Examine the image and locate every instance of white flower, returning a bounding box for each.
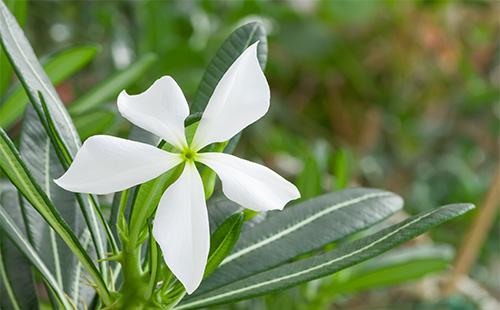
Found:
[54,42,300,294]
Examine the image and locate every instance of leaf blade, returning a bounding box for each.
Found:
[197,188,403,294]
[178,204,473,308]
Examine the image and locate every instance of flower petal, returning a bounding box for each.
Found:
[117,76,189,149]
[197,153,300,211]
[191,42,270,151]
[152,162,209,294]
[54,135,182,194]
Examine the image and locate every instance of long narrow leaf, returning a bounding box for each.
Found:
[0,1,113,277]
[197,188,402,294]
[178,204,473,308]
[191,22,267,113]
[0,203,72,308]
[0,45,99,128]
[20,106,95,306]
[0,127,111,304]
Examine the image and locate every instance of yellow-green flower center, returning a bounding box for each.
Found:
[181,148,197,162]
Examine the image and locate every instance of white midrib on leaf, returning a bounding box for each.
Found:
[176,206,442,309]
[0,6,80,150]
[220,192,392,265]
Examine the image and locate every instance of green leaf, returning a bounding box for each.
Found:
[0,185,38,310]
[0,196,72,308]
[0,2,113,278]
[188,22,268,196]
[205,213,244,277]
[68,53,158,115]
[0,127,112,305]
[331,244,453,294]
[0,0,26,97]
[0,1,82,156]
[0,45,99,128]
[191,22,268,113]
[197,188,403,294]
[73,109,115,140]
[19,106,95,306]
[178,203,474,308]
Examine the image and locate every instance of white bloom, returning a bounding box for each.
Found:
[54,42,300,294]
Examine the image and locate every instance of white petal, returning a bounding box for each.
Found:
[117,76,189,149]
[197,153,300,211]
[54,135,182,194]
[152,162,209,294]
[191,42,270,151]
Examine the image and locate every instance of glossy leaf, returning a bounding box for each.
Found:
[178,204,473,308]
[205,213,244,277]
[197,188,403,294]
[69,53,158,115]
[0,45,99,128]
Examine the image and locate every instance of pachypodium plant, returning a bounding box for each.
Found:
[0,1,473,309]
[54,42,301,295]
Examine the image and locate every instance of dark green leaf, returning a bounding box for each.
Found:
[191,22,268,113]
[205,213,244,277]
[179,204,473,308]
[197,188,402,294]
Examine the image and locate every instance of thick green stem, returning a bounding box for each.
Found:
[118,241,148,309]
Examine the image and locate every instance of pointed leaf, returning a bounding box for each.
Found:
[191,22,267,113]
[178,204,474,308]
[205,213,244,277]
[197,188,403,294]
[0,127,111,304]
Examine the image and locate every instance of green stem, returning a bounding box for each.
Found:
[118,240,148,309]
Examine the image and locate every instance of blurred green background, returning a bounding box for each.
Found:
[2,0,499,309]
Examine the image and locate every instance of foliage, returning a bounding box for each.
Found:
[0,0,494,309]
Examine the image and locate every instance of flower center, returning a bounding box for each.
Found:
[182,148,197,162]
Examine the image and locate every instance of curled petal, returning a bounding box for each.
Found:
[197,152,300,211]
[54,135,182,194]
[152,162,209,294]
[118,76,189,149]
[191,42,270,151]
